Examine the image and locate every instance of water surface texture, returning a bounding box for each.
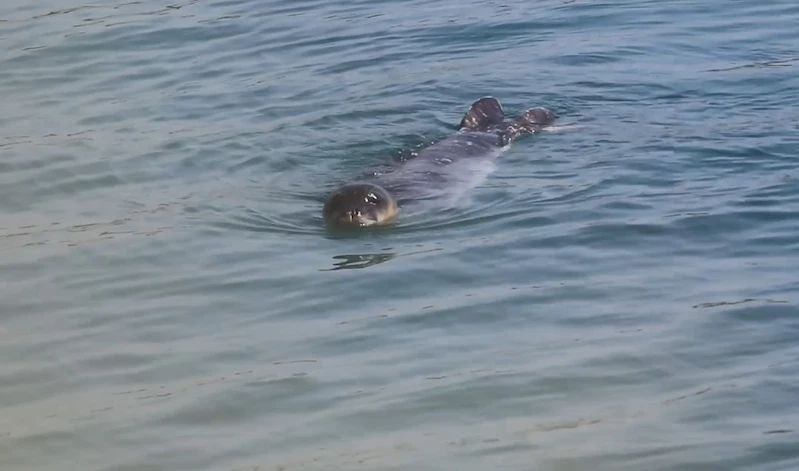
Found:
[2,0,799,470]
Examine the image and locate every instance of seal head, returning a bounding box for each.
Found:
[323,182,398,228]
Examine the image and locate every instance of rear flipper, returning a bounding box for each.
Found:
[459,97,506,131]
[514,107,556,128]
[497,106,556,145]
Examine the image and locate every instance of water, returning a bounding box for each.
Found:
[1,0,798,469]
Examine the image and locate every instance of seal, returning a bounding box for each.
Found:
[322,97,556,228]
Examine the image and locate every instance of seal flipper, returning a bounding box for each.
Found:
[497,106,557,146]
[459,97,505,131]
[513,107,556,128]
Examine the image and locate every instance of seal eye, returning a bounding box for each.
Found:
[365,192,380,205]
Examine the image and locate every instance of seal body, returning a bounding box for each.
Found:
[322,97,555,228]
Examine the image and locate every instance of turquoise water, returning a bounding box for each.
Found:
[2,0,799,469]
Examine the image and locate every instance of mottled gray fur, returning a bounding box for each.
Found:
[364,97,556,205]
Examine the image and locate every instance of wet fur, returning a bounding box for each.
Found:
[323,97,556,227]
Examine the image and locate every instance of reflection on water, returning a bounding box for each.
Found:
[322,247,443,271]
[325,252,397,271]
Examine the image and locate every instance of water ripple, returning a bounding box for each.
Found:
[2,0,799,470]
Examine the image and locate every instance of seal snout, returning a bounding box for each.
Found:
[344,209,364,223]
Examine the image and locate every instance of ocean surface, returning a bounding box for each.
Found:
[1,0,798,469]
